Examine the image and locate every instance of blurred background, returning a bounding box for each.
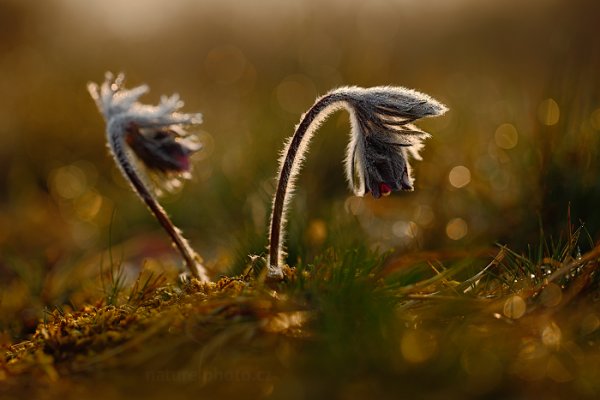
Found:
[0,0,599,337]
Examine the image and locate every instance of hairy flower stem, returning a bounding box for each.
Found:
[268,93,343,279]
[109,127,208,282]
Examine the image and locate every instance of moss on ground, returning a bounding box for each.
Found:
[2,243,600,399]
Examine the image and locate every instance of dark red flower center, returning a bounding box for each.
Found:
[175,153,191,171]
[379,183,392,196]
[125,124,194,174]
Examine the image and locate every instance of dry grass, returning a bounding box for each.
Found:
[2,230,600,399]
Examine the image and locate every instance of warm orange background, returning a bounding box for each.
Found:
[0,0,599,323]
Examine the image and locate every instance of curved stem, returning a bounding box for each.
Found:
[109,131,209,282]
[268,92,346,279]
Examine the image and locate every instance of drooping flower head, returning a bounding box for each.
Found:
[88,72,202,194]
[342,86,447,198]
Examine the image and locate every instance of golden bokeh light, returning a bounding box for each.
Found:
[448,165,471,188]
[580,313,600,335]
[538,98,560,126]
[392,220,418,239]
[539,283,562,308]
[503,295,526,319]
[400,330,438,364]
[413,204,434,226]
[73,190,103,222]
[446,218,468,240]
[306,219,327,246]
[541,322,562,349]
[494,123,519,149]
[49,165,88,200]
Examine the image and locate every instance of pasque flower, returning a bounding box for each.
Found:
[344,86,445,198]
[268,86,447,280]
[88,72,209,282]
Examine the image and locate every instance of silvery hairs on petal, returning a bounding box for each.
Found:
[87,72,209,282]
[88,72,203,194]
[268,85,447,280]
[88,72,203,129]
[343,86,447,198]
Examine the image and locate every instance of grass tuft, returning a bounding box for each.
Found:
[2,226,600,398]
